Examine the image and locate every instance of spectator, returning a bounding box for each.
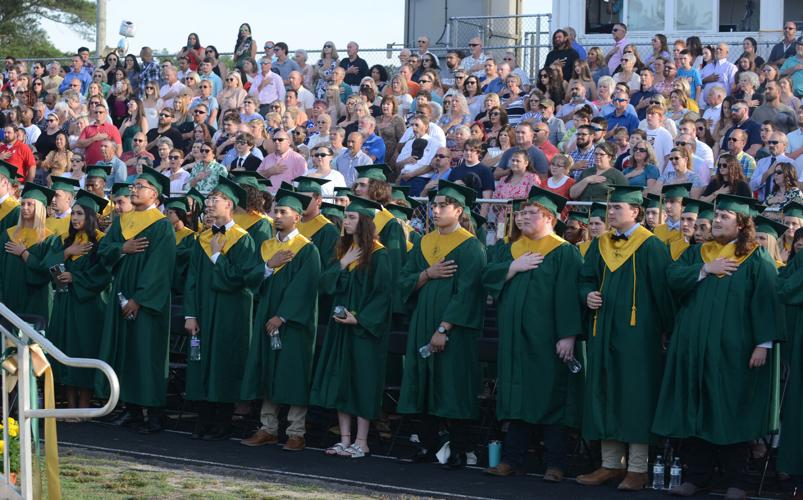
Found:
[492,148,540,208]
[569,141,628,201]
[605,89,639,135]
[257,129,307,192]
[653,146,703,197]
[613,53,640,93]
[544,153,575,200]
[604,23,630,74]
[145,107,184,157]
[632,69,659,120]
[752,81,798,133]
[699,152,753,202]
[725,128,758,179]
[397,115,439,194]
[190,81,219,126]
[58,54,92,95]
[204,46,228,80]
[75,102,122,165]
[315,41,340,100]
[177,33,204,72]
[333,131,372,186]
[42,61,63,96]
[563,26,586,61]
[764,161,802,212]
[441,50,464,88]
[461,37,489,77]
[306,144,347,198]
[503,52,531,91]
[494,122,549,180]
[643,104,674,169]
[543,29,579,83]
[533,121,559,162]
[159,67,186,110]
[198,57,223,96]
[788,106,803,168]
[722,99,763,156]
[96,139,128,184]
[358,116,385,163]
[539,99,565,147]
[232,24,256,69]
[121,132,155,176]
[670,134,712,186]
[769,21,799,66]
[219,73,248,120]
[339,41,369,92]
[449,138,494,200]
[557,80,597,123]
[676,50,702,101]
[187,140,227,194]
[289,71,315,112]
[780,38,803,98]
[750,132,796,201]
[645,34,671,70]
[137,47,161,98]
[272,42,301,86]
[622,140,660,189]
[331,67,354,104]
[702,85,726,134]
[701,43,738,100]
[250,57,286,116]
[294,49,315,92]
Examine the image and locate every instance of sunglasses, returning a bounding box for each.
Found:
[634,147,648,153]
[193,110,206,114]
[323,44,332,48]
[168,155,181,160]
[727,137,740,142]
[159,113,173,118]
[200,148,212,153]
[132,139,144,143]
[669,156,682,161]
[675,141,689,146]
[312,153,330,158]
[292,130,304,135]
[465,81,477,85]
[226,78,236,82]
[490,112,501,117]
[612,98,628,103]
[434,154,448,159]
[718,163,730,168]
[468,43,479,47]
[775,170,785,175]
[768,140,780,145]
[419,79,431,84]
[272,138,287,142]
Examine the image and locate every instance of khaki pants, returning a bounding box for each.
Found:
[601,440,649,473]
[259,400,307,437]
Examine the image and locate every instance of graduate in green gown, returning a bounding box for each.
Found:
[295,175,339,268]
[0,183,60,320]
[97,166,176,434]
[83,165,115,230]
[231,171,274,247]
[110,182,134,218]
[652,183,691,245]
[667,198,713,261]
[755,215,788,267]
[578,202,607,257]
[320,201,344,234]
[183,177,264,440]
[642,193,664,233]
[652,194,782,497]
[693,202,714,244]
[310,196,393,459]
[164,197,197,295]
[240,189,321,451]
[0,161,20,232]
[332,186,353,207]
[396,180,487,469]
[46,189,111,409]
[45,176,80,238]
[482,186,583,480]
[577,185,675,491]
[486,199,525,264]
[388,185,420,251]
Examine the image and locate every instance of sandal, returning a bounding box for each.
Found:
[325,443,348,456]
[345,444,369,458]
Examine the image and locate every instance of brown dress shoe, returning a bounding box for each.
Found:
[484,462,519,476]
[543,467,564,483]
[240,429,278,447]
[617,471,649,491]
[283,435,306,451]
[576,467,626,486]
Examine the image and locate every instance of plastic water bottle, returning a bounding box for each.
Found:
[418,344,432,358]
[117,292,134,320]
[270,333,282,350]
[189,335,201,361]
[669,457,682,489]
[652,455,665,490]
[565,356,582,373]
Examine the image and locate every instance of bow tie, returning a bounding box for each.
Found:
[212,225,227,235]
[611,233,628,242]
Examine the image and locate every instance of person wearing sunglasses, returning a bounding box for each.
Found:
[187,140,227,194]
[749,132,794,202]
[769,21,799,66]
[306,144,346,198]
[256,130,307,193]
[460,36,488,77]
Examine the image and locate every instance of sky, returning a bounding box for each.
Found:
[42,0,552,61]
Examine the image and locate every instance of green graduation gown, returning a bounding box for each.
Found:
[376,209,408,314]
[775,251,803,473]
[171,227,196,295]
[578,229,675,443]
[652,243,781,444]
[45,233,112,388]
[397,228,487,419]
[483,234,584,426]
[310,244,393,420]
[183,226,264,403]
[240,235,321,405]
[0,226,59,321]
[298,214,339,269]
[96,209,176,407]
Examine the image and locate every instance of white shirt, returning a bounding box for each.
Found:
[643,126,674,171]
[169,168,191,196]
[787,128,803,173]
[209,219,236,263]
[23,124,40,146]
[159,80,186,109]
[249,71,286,105]
[399,123,446,148]
[264,228,299,277]
[55,208,71,219]
[297,87,315,111]
[460,52,489,77]
[397,133,439,176]
[703,104,722,135]
[0,194,7,204]
[662,154,711,186]
[694,139,715,175]
[305,168,347,198]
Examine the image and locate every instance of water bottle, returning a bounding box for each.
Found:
[333,305,348,319]
[189,335,201,361]
[565,356,582,373]
[270,333,282,350]
[669,457,682,489]
[117,292,134,320]
[418,344,432,358]
[652,455,665,490]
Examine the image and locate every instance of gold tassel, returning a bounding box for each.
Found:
[630,253,637,326]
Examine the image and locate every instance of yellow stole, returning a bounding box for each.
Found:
[420,227,474,266]
[403,221,415,252]
[6,226,54,249]
[776,260,785,269]
[669,238,690,261]
[0,197,19,222]
[654,223,682,245]
[101,200,114,220]
[175,226,196,245]
[198,224,248,259]
[61,230,105,260]
[374,207,396,234]
[700,241,758,277]
[297,214,332,239]
[120,208,165,240]
[234,211,273,231]
[598,226,653,272]
[45,216,71,238]
[578,239,592,257]
[260,232,311,273]
[511,232,566,259]
[344,240,385,271]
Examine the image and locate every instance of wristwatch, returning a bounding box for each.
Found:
[436,325,448,335]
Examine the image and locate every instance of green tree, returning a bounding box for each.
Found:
[0,0,95,58]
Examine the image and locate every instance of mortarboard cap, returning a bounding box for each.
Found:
[274,188,310,213]
[21,182,55,206]
[526,185,568,217]
[74,189,109,214]
[137,166,170,196]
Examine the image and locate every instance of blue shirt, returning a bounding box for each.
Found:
[676,68,702,99]
[622,164,660,188]
[59,71,92,94]
[361,133,386,163]
[572,40,587,61]
[200,72,223,96]
[605,110,640,134]
[484,78,506,95]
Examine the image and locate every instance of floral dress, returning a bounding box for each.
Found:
[493,172,541,228]
[188,160,228,194]
[315,59,339,100]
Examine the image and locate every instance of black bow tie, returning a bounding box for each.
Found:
[611,233,628,242]
[212,225,226,235]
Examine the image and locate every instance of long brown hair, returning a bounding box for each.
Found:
[336,213,376,272]
[367,180,392,205]
[715,153,746,186]
[735,213,758,257]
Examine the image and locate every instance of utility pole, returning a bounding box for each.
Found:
[96,0,107,58]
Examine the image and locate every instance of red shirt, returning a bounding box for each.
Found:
[78,122,122,166]
[538,140,559,163]
[0,140,36,183]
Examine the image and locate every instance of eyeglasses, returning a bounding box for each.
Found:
[593,151,608,157]
[272,138,287,142]
[200,148,212,153]
[669,156,682,161]
[775,170,785,175]
[468,43,479,47]
[193,110,207,115]
[434,154,449,159]
[168,155,181,160]
[768,140,780,145]
[612,98,628,103]
[159,113,173,118]
[784,27,796,30]
[132,138,144,143]
[234,140,248,145]
[130,183,155,191]
[419,79,431,84]
[675,141,689,147]
[634,147,648,153]
[312,153,331,158]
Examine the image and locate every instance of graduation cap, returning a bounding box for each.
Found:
[186,187,205,207]
[388,204,413,221]
[280,181,296,192]
[698,204,715,221]
[567,210,589,224]
[526,185,568,217]
[783,201,803,220]
[754,215,788,240]
[661,183,692,200]
[21,182,55,206]
[333,186,353,198]
[232,171,269,192]
[321,202,345,220]
[681,197,713,216]
[0,160,17,182]
[137,166,170,196]
[511,198,527,212]
[86,164,112,180]
[346,195,382,218]
[274,188,310,213]
[164,197,191,213]
[213,176,248,209]
[643,193,661,210]
[73,189,109,214]
[111,182,132,197]
[355,164,392,183]
[714,193,754,217]
[407,196,424,211]
[391,185,410,202]
[590,202,608,220]
[608,185,644,205]
[50,176,80,194]
[294,175,331,195]
[471,211,487,230]
[434,179,475,208]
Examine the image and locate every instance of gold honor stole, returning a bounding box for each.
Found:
[62,230,105,260]
[511,232,566,259]
[654,224,682,245]
[233,211,273,231]
[700,241,758,277]
[404,221,415,252]
[199,225,248,259]
[120,208,165,240]
[6,226,54,249]
[578,239,592,257]
[175,226,196,245]
[297,214,332,239]
[0,197,19,222]
[101,200,114,220]
[374,207,396,234]
[45,216,71,238]
[420,227,474,266]
[346,240,385,271]
[669,238,690,261]
[260,233,311,273]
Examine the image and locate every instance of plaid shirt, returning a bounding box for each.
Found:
[570,145,596,181]
[736,151,757,179]
[138,61,160,98]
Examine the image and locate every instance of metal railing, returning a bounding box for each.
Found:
[0,303,119,500]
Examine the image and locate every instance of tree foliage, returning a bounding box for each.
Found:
[0,0,95,58]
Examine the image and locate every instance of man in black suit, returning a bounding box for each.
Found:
[228,132,263,172]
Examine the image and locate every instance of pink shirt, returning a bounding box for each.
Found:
[257,149,307,193]
[79,122,122,166]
